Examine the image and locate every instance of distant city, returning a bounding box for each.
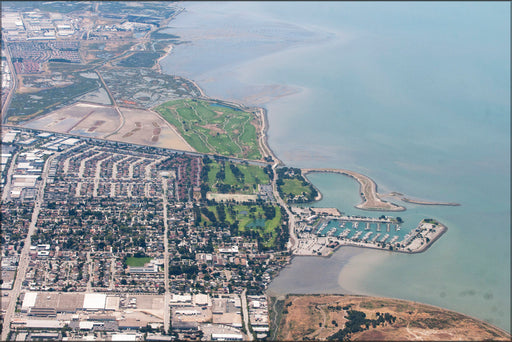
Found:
[1,1,510,341]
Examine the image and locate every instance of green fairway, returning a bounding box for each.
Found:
[205,160,270,194]
[201,204,282,249]
[125,256,153,267]
[155,99,262,160]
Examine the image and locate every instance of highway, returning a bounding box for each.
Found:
[95,69,126,139]
[0,150,20,202]
[1,150,63,341]
[240,289,254,341]
[1,45,18,124]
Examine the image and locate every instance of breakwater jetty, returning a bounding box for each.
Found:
[302,168,406,212]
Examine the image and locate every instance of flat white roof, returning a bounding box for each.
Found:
[2,132,17,143]
[79,321,94,330]
[17,162,33,169]
[211,333,244,340]
[13,182,37,188]
[105,296,120,310]
[25,320,65,329]
[83,293,106,310]
[112,334,138,341]
[170,294,192,302]
[62,138,80,145]
[194,293,209,305]
[22,292,37,309]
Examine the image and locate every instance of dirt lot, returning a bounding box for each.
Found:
[275,294,511,341]
[109,107,195,151]
[22,103,195,152]
[23,103,120,138]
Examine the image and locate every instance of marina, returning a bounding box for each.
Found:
[294,215,447,256]
[316,217,405,245]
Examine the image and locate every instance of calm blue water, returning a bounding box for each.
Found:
[162,1,510,331]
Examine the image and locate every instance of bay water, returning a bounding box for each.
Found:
[161,1,510,331]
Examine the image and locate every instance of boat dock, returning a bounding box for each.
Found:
[295,218,448,256]
[389,235,399,244]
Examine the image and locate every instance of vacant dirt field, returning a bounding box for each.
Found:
[23,102,120,138]
[109,107,195,151]
[21,103,195,152]
[275,294,511,341]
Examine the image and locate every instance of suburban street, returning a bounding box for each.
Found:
[161,176,171,334]
[271,163,297,251]
[1,151,62,341]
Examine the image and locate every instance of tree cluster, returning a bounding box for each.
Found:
[328,310,397,340]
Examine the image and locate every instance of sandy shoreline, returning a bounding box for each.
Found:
[152,44,173,74]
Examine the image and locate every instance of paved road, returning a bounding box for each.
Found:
[161,177,171,334]
[1,151,62,341]
[271,163,297,251]
[96,70,125,139]
[1,150,20,202]
[240,289,254,341]
[1,45,18,124]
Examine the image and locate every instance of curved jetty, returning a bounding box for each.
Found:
[400,197,460,206]
[382,192,460,206]
[302,168,406,212]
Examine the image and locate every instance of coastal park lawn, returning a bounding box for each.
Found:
[200,204,282,249]
[280,178,313,198]
[276,167,318,203]
[155,99,261,160]
[125,256,153,267]
[206,160,270,194]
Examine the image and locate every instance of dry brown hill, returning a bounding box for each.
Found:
[272,294,510,341]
